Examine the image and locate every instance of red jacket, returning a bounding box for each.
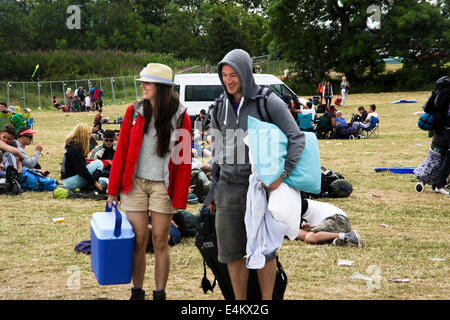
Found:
[108,102,192,209]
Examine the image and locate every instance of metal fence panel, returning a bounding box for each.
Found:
[0,60,287,110]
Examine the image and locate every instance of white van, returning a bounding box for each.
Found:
[174,73,307,116]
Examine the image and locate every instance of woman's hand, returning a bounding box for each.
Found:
[95,181,103,191]
[107,195,118,209]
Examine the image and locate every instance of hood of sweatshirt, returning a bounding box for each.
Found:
[217,49,259,103]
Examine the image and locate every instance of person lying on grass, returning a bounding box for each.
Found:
[296,198,364,247]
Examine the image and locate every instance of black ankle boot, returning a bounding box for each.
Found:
[153,290,166,300]
[130,288,145,300]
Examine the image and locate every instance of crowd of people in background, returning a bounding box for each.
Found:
[53,84,104,113]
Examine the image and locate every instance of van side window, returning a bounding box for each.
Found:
[185,85,223,102]
[270,84,294,105]
[174,85,180,94]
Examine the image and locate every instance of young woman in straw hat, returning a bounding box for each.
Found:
[107,63,192,300]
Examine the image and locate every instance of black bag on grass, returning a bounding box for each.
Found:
[0,166,22,195]
[195,205,287,300]
[304,166,353,199]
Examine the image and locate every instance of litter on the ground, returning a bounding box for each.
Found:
[390,278,410,283]
[351,272,373,282]
[428,258,445,261]
[52,217,65,224]
[370,193,382,198]
[379,223,390,228]
[338,259,355,266]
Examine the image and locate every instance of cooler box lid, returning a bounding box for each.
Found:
[91,211,134,240]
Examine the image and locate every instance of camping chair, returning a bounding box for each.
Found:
[27,118,34,129]
[359,116,379,138]
[298,113,314,132]
[315,115,334,139]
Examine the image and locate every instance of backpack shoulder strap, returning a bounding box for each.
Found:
[255,86,273,123]
[208,93,226,126]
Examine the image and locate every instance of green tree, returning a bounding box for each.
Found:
[383,0,450,75]
[0,0,34,52]
[159,2,203,59]
[202,1,265,64]
[265,0,387,83]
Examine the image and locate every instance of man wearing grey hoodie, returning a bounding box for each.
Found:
[209,49,305,299]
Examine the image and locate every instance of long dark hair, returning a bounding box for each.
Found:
[142,83,179,157]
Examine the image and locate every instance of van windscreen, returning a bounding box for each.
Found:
[185,85,223,102]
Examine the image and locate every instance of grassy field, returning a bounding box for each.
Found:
[0,91,448,300]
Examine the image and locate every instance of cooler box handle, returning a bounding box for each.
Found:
[105,202,122,237]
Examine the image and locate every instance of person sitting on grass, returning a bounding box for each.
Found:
[8,106,26,131]
[296,198,364,247]
[90,129,116,160]
[60,123,108,192]
[92,121,104,140]
[16,126,43,170]
[53,96,62,110]
[351,104,379,130]
[1,124,23,174]
[94,108,103,125]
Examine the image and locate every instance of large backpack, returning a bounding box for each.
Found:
[423,76,450,132]
[0,166,22,195]
[21,168,58,192]
[303,166,353,199]
[194,205,288,300]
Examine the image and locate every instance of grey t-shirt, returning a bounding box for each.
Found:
[135,117,165,181]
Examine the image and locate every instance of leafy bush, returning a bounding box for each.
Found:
[1,50,204,81]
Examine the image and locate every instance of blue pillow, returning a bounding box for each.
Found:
[247,116,321,194]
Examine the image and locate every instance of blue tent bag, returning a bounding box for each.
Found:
[21,168,58,191]
[417,113,434,131]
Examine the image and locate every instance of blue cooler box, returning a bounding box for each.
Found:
[91,204,135,285]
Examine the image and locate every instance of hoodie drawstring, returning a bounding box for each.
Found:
[236,96,245,125]
[224,96,244,126]
[224,99,228,126]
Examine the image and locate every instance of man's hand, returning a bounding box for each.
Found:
[35,142,43,153]
[301,222,312,229]
[208,199,216,212]
[262,174,284,192]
